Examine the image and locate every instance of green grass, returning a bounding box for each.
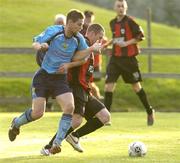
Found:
[0,112,180,163]
[0,0,180,47]
[0,54,38,72]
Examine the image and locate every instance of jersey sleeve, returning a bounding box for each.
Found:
[129,18,145,41]
[76,33,89,50]
[33,25,63,43]
[109,19,114,37]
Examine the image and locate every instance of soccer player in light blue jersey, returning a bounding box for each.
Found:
[8,9,102,155]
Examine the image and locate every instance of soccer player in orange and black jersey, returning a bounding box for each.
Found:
[104,0,155,126]
[80,10,104,100]
[40,24,110,155]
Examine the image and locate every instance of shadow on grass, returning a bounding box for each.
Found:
[0,154,150,163]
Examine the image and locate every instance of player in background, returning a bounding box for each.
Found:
[54,14,66,25]
[40,23,110,155]
[80,10,95,36]
[104,0,155,126]
[8,9,102,155]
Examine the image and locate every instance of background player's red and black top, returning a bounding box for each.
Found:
[110,15,144,57]
[68,37,94,92]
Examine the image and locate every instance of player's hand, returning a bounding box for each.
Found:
[32,42,41,50]
[90,40,102,52]
[32,42,49,51]
[116,41,128,48]
[102,39,113,49]
[57,63,69,74]
[40,43,49,51]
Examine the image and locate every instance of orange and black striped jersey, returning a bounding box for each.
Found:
[68,37,94,92]
[110,15,144,57]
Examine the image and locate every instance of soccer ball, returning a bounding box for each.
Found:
[128,141,147,157]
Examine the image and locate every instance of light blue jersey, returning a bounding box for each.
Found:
[33,25,88,73]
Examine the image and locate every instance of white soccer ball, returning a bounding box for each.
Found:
[128,141,147,157]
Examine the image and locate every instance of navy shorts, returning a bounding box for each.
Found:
[71,84,105,120]
[105,56,142,84]
[31,69,71,99]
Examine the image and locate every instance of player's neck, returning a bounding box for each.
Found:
[117,15,126,22]
[64,27,73,38]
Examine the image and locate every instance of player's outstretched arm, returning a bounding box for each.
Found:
[73,41,102,61]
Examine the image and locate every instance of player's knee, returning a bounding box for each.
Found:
[63,102,74,114]
[103,111,111,124]
[97,109,111,124]
[132,83,142,92]
[31,108,45,119]
[105,83,115,92]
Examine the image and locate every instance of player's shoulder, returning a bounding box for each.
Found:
[76,32,84,38]
[76,32,86,42]
[110,17,117,25]
[46,25,64,32]
[126,15,138,24]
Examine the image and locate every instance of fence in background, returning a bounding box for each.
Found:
[0,47,180,78]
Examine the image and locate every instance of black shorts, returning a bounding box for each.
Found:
[72,84,105,120]
[31,69,71,99]
[105,56,142,84]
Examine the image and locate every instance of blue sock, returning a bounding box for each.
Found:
[14,108,34,128]
[53,114,72,146]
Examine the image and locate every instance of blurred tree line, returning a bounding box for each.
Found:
[78,0,180,28]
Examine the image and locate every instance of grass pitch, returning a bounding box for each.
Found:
[0,112,180,163]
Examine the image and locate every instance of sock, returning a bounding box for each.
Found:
[104,92,113,112]
[136,88,153,115]
[48,133,57,146]
[72,117,104,138]
[53,114,72,146]
[14,108,34,128]
[48,127,74,148]
[65,127,74,138]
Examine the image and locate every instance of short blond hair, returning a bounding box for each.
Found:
[87,23,105,35]
[54,14,66,25]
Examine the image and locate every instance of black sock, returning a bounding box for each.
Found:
[65,127,74,138]
[44,133,57,149]
[136,88,153,115]
[72,117,104,138]
[45,127,74,149]
[104,92,113,112]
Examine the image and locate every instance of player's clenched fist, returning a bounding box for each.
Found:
[90,41,102,52]
[32,42,49,51]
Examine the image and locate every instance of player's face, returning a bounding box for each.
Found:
[114,1,127,16]
[91,31,104,44]
[70,19,84,34]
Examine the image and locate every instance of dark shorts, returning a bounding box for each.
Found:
[72,84,105,120]
[31,69,71,99]
[105,56,142,84]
